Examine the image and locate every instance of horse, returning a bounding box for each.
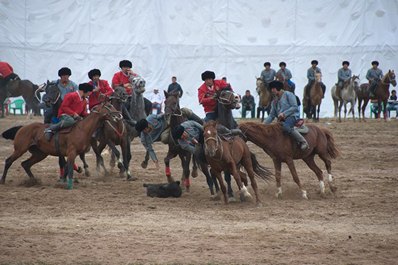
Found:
[239,122,339,199]
[371,70,396,120]
[275,72,293,93]
[0,78,42,117]
[304,72,323,121]
[331,75,359,122]
[255,78,272,122]
[1,102,120,189]
[203,120,272,206]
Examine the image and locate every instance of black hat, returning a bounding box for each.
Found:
[172,125,185,140]
[58,67,72,77]
[119,60,132,68]
[371,61,379,66]
[342,61,350,66]
[88,69,101,79]
[135,119,148,132]
[269,80,284,91]
[311,60,318,65]
[201,71,216,81]
[279,62,286,67]
[264,62,271,67]
[78,83,94,93]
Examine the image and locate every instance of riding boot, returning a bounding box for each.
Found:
[290,130,309,150]
[44,122,63,141]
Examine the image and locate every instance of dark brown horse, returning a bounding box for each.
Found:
[358,70,396,121]
[1,102,119,189]
[275,72,292,93]
[203,121,272,205]
[239,122,339,199]
[0,78,42,117]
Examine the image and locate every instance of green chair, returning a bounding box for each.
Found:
[9,99,25,115]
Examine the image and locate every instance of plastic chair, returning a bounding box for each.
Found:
[9,99,25,115]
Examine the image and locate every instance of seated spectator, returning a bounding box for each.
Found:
[387,90,398,118]
[241,90,256,118]
[148,88,163,114]
[370,99,382,118]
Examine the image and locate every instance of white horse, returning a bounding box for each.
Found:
[331,75,359,122]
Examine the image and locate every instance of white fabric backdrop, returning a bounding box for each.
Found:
[1,0,397,117]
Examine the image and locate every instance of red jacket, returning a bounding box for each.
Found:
[198,80,230,113]
[88,79,113,110]
[58,91,88,118]
[112,71,138,95]
[0,62,14,78]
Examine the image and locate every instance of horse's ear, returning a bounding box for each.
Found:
[164,90,169,98]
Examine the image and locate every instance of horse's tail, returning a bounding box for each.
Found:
[2,126,23,140]
[322,128,340,159]
[250,152,273,181]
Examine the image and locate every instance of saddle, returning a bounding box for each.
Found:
[294,119,309,134]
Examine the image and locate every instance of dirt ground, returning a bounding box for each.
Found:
[0,115,397,265]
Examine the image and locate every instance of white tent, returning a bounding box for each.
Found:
[1,0,397,117]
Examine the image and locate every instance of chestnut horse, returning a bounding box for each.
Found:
[255,78,272,122]
[203,120,272,205]
[239,122,339,199]
[1,102,120,189]
[306,73,323,121]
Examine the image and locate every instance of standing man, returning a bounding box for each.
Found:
[265,81,309,150]
[112,60,138,95]
[260,62,276,90]
[167,76,183,97]
[276,62,295,93]
[197,70,230,122]
[335,61,352,99]
[241,90,256,118]
[148,88,164,114]
[366,61,383,98]
[87,69,113,110]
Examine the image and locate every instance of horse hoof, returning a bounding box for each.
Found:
[84,171,90,177]
[256,202,263,208]
[191,170,198,178]
[330,186,338,193]
[127,176,138,181]
[117,162,123,170]
[210,193,221,201]
[140,161,148,169]
[76,166,83,174]
[228,196,237,203]
[276,193,282,199]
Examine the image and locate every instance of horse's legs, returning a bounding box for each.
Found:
[224,171,234,199]
[272,159,283,199]
[122,136,136,181]
[338,100,343,122]
[191,155,198,178]
[343,102,347,121]
[91,137,108,175]
[285,158,308,199]
[357,99,362,120]
[229,162,251,202]
[65,151,77,190]
[242,157,261,206]
[0,149,27,184]
[58,156,66,179]
[21,150,48,184]
[362,99,369,121]
[302,155,326,198]
[211,168,228,204]
[317,153,337,194]
[79,153,90,177]
[107,141,123,176]
[164,151,177,183]
[178,152,191,191]
[316,104,321,122]
[383,100,388,120]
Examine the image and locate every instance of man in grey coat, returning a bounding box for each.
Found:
[260,62,276,90]
[167,76,183,97]
[336,61,352,99]
[366,61,383,97]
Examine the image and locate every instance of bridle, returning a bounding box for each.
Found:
[204,132,223,160]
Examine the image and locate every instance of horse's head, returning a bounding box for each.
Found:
[387,70,396,87]
[275,72,285,82]
[256,77,264,94]
[42,80,60,106]
[163,90,181,124]
[130,76,146,94]
[203,120,220,158]
[216,88,241,110]
[109,86,128,111]
[315,72,322,82]
[351,75,360,89]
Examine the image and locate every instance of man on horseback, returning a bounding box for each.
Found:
[260,62,276,91]
[87,69,114,110]
[276,62,295,93]
[198,70,230,122]
[335,61,352,100]
[366,61,383,98]
[0,61,20,90]
[112,60,138,95]
[167,76,183,98]
[265,80,309,151]
[56,67,79,100]
[305,60,326,98]
[44,83,93,141]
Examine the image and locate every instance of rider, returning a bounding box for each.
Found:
[111,60,138,95]
[87,69,114,110]
[304,60,326,112]
[276,62,295,93]
[336,61,352,100]
[167,76,183,98]
[366,61,383,98]
[44,83,93,141]
[55,67,79,100]
[197,70,230,122]
[265,80,309,151]
[0,61,20,89]
[260,62,276,91]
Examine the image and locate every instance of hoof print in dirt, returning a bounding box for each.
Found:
[143,181,182,198]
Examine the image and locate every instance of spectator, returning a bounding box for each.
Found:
[167,76,183,97]
[241,90,256,118]
[148,88,164,114]
[387,90,398,119]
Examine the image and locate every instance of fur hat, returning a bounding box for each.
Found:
[279,61,286,67]
[371,61,379,66]
[264,62,271,67]
[342,61,350,66]
[269,80,284,91]
[88,69,101,79]
[201,71,216,81]
[119,60,132,68]
[311,60,318,65]
[58,67,72,77]
[172,125,185,140]
[135,119,148,132]
[78,83,94,93]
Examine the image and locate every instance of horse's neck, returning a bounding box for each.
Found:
[170,113,185,127]
[130,91,146,120]
[78,113,103,138]
[217,103,235,129]
[259,83,271,106]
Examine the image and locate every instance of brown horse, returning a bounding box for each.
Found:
[275,72,292,93]
[0,78,42,117]
[305,73,323,121]
[239,122,339,199]
[356,83,371,121]
[1,102,119,189]
[255,77,272,121]
[203,120,272,206]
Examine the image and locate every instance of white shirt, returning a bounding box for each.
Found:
[148,92,163,103]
